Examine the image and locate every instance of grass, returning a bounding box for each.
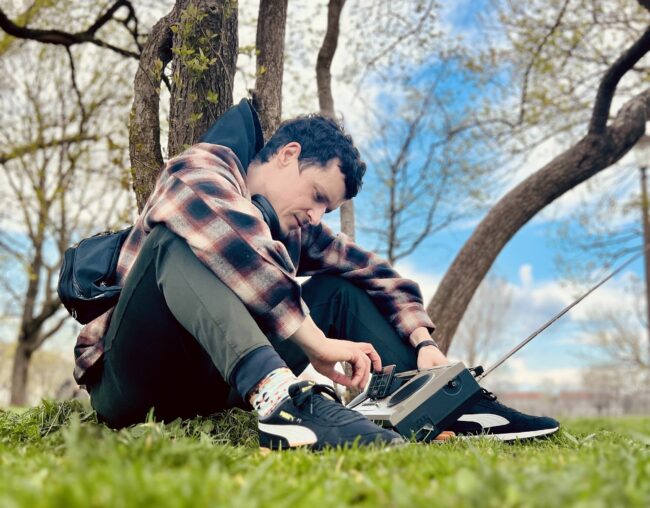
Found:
[0,401,648,507]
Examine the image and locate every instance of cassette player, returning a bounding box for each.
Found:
[346,362,482,442]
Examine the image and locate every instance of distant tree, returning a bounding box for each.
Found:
[0,44,132,405]
[360,70,495,265]
[449,274,513,368]
[578,277,648,370]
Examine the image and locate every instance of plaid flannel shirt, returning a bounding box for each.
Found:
[74,143,435,384]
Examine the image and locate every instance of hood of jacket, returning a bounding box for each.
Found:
[199,98,264,175]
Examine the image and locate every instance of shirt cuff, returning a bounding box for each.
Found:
[391,304,435,340]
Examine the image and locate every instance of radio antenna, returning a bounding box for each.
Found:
[477,247,646,381]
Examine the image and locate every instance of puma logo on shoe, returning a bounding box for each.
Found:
[457,413,509,428]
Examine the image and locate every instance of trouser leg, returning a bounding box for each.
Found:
[276,274,418,375]
[88,225,284,428]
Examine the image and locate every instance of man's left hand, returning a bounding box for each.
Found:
[409,327,449,369]
[416,345,449,369]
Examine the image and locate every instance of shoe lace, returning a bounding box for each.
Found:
[291,384,361,424]
[480,388,511,410]
[481,388,497,401]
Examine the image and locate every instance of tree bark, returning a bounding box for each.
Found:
[316,0,344,119]
[129,0,238,209]
[428,88,650,352]
[9,298,62,406]
[167,0,238,157]
[129,8,176,211]
[10,341,31,406]
[251,0,288,140]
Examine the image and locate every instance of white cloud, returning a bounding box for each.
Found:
[518,264,533,289]
[484,357,583,392]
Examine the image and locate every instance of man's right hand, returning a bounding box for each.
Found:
[289,316,382,390]
[307,338,381,390]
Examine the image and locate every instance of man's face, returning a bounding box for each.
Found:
[260,142,347,236]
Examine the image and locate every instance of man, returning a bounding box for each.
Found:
[74,99,559,449]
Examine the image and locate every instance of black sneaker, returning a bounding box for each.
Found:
[258,381,404,450]
[447,389,560,441]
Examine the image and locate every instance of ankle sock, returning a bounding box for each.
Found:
[249,367,298,418]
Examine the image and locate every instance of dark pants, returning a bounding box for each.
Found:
[88,226,417,428]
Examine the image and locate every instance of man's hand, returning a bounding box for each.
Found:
[416,345,449,369]
[307,338,381,390]
[289,316,382,390]
[409,327,449,369]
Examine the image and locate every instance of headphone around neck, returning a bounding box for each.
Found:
[251,194,282,240]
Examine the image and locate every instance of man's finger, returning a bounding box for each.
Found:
[356,342,382,372]
[348,352,367,387]
[328,370,353,387]
[359,364,370,389]
[360,354,371,389]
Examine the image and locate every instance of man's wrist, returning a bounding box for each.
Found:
[414,339,439,354]
[288,315,327,355]
[409,327,435,347]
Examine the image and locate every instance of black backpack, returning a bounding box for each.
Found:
[57,227,132,324]
[58,98,263,324]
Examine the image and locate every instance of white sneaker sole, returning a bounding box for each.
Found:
[457,426,560,441]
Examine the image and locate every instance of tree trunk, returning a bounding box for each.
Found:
[168,0,238,157]
[316,0,356,240]
[428,88,650,352]
[316,0,345,119]
[251,0,288,140]
[129,7,176,211]
[130,0,238,209]
[10,341,32,406]
[339,203,355,240]
[9,298,62,406]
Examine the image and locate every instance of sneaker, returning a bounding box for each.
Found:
[447,389,560,441]
[258,381,404,450]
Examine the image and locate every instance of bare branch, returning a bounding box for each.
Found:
[0,2,140,59]
[518,0,571,124]
[33,313,68,350]
[360,0,436,74]
[589,25,650,134]
[0,236,26,261]
[64,47,87,127]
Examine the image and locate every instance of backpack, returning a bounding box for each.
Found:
[57,227,132,324]
[57,99,261,324]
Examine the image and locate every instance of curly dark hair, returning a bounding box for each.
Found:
[253,115,366,199]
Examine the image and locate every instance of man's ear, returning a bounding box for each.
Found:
[277,142,302,167]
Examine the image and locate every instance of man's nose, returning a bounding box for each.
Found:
[308,205,327,225]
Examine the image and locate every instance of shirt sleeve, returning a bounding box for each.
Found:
[298,222,435,340]
[142,144,309,341]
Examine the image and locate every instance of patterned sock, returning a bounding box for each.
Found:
[249,367,298,418]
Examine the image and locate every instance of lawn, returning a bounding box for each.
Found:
[0,401,648,507]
